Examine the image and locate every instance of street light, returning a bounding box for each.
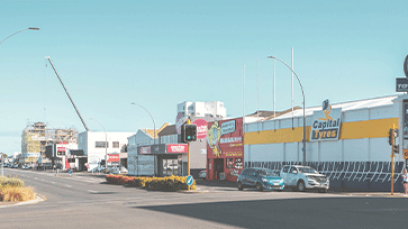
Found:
[90,118,108,172]
[0,27,40,45]
[267,55,307,165]
[1,27,39,176]
[130,103,156,145]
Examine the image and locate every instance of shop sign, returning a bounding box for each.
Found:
[220,137,242,144]
[167,144,188,153]
[193,119,207,139]
[107,154,119,162]
[140,146,152,154]
[396,78,408,92]
[57,147,66,152]
[310,100,342,141]
[221,120,236,135]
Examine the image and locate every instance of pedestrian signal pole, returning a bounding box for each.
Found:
[187,119,191,191]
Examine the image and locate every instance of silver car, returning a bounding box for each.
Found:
[280,165,329,193]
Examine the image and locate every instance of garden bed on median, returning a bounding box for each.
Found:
[0,176,35,202]
[105,174,197,192]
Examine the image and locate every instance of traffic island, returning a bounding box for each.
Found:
[106,174,197,192]
[0,176,37,204]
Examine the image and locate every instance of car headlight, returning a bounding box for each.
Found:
[262,178,269,182]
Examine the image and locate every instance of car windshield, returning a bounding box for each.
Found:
[256,169,275,176]
[298,167,318,174]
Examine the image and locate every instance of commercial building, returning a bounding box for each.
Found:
[177,101,226,119]
[78,131,133,171]
[244,95,408,192]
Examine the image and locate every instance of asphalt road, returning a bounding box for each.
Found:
[1,168,407,229]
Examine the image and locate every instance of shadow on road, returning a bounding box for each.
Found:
[137,197,408,229]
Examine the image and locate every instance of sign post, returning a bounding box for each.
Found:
[390,124,398,195]
[187,119,191,191]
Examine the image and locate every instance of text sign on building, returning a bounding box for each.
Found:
[193,119,208,139]
[221,120,236,135]
[107,154,119,162]
[57,147,66,152]
[396,78,408,92]
[140,146,152,155]
[167,144,188,153]
[310,101,342,141]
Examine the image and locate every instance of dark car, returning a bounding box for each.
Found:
[237,168,284,191]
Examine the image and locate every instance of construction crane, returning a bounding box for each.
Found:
[45,57,89,131]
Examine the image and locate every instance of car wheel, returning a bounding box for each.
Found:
[256,183,263,192]
[238,182,244,191]
[297,180,306,192]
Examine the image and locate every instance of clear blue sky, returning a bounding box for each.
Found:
[1,0,407,154]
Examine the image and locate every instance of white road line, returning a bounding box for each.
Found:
[51,182,56,184]
[65,184,72,188]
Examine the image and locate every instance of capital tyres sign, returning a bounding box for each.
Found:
[193,119,207,139]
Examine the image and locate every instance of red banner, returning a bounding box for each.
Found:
[107,154,119,162]
[193,119,208,139]
[57,147,66,152]
[167,144,188,153]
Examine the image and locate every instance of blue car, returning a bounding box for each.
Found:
[237,168,284,191]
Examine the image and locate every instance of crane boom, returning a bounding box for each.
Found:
[45,56,89,131]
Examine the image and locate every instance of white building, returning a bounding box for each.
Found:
[78,131,134,171]
[177,101,226,119]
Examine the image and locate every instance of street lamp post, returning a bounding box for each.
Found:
[131,103,156,145]
[267,55,307,165]
[90,118,108,173]
[131,103,156,176]
[0,27,40,45]
[1,27,40,177]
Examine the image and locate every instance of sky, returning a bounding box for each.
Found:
[1,0,408,154]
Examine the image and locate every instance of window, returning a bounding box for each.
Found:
[289,167,298,174]
[112,141,119,148]
[95,141,108,148]
[282,166,290,173]
[68,158,75,163]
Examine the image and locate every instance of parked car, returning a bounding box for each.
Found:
[11,164,19,168]
[280,165,329,193]
[22,164,30,170]
[198,170,207,179]
[237,168,284,191]
[36,163,53,170]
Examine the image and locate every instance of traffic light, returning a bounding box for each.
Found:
[393,145,399,154]
[182,124,197,142]
[388,129,393,145]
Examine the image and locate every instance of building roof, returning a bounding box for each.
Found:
[272,95,398,120]
[158,125,177,137]
[142,123,170,139]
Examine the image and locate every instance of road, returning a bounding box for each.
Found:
[1,168,407,229]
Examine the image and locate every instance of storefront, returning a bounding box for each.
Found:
[137,143,188,177]
[207,118,244,182]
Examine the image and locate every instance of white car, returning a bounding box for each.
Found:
[109,165,128,174]
[280,165,329,193]
[198,170,207,179]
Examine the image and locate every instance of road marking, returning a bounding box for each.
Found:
[51,182,56,184]
[65,184,72,188]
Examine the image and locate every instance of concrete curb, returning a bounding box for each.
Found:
[0,193,45,209]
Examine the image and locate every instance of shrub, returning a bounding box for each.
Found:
[0,185,35,202]
[0,176,25,187]
[105,174,197,191]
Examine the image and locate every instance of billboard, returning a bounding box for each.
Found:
[310,100,342,141]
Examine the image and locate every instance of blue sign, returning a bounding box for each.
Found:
[68,168,73,174]
[186,175,194,186]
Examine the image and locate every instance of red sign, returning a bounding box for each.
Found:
[107,154,119,162]
[58,142,68,144]
[140,146,152,154]
[193,119,207,139]
[57,147,66,152]
[167,144,188,153]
